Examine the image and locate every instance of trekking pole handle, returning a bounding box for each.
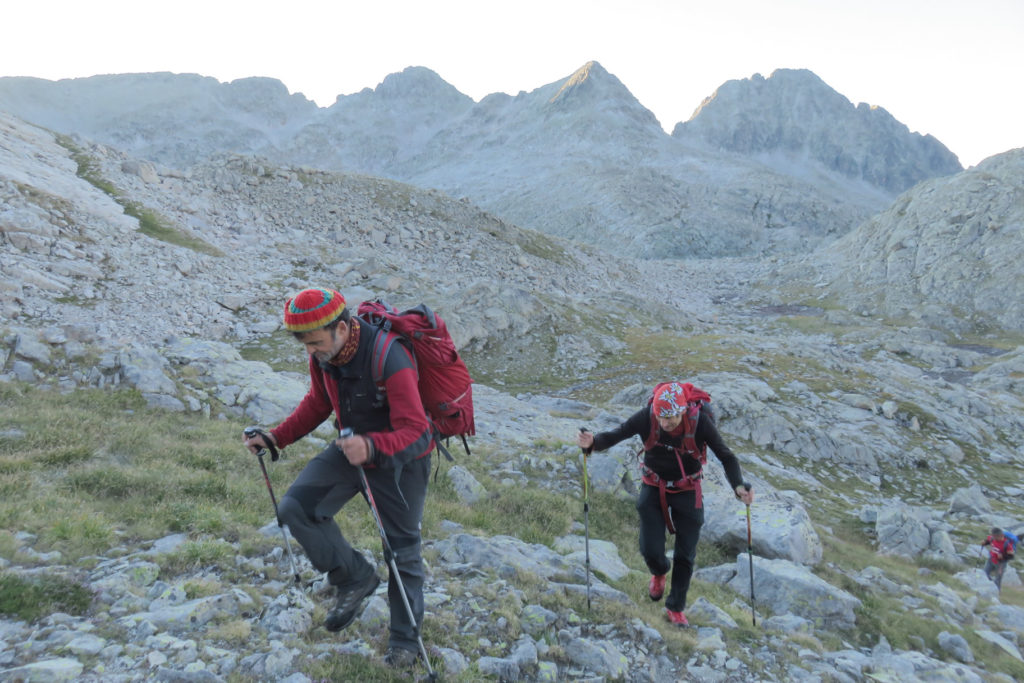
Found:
[579,427,593,455]
[735,481,752,503]
[244,426,280,462]
[339,427,354,439]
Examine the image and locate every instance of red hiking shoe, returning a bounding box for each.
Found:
[648,574,666,601]
[665,609,689,627]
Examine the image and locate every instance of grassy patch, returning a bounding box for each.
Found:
[207,618,252,646]
[955,328,1024,352]
[0,382,278,561]
[512,229,572,264]
[302,652,437,682]
[42,512,117,556]
[13,180,75,215]
[126,199,223,255]
[0,572,93,622]
[0,532,15,561]
[52,134,222,256]
[424,469,574,546]
[238,334,308,373]
[53,295,98,308]
[157,538,236,575]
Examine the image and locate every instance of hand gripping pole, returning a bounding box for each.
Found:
[244,427,301,584]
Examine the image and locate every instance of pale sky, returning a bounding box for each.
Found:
[2,0,1022,168]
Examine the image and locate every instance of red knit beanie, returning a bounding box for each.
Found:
[283,288,346,332]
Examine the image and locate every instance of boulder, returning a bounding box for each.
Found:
[446,465,488,505]
[875,504,932,558]
[947,484,993,517]
[702,475,822,565]
[725,554,860,629]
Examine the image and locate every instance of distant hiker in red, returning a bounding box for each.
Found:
[576,381,754,627]
[243,288,433,669]
[982,527,1019,592]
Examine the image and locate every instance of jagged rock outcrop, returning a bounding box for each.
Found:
[816,148,1024,332]
[674,68,963,192]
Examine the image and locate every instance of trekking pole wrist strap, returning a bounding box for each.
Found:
[245,426,281,461]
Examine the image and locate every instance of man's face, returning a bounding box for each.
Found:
[657,413,684,432]
[299,323,348,363]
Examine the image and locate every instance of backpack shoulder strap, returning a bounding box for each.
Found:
[368,327,404,385]
[682,402,705,464]
[643,404,659,451]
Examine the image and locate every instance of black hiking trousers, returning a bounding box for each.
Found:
[277,443,430,652]
[636,484,704,613]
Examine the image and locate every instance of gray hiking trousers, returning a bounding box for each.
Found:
[277,443,430,651]
[986,557,1008,591]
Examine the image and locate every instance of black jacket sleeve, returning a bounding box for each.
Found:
[698,413,744,490]
[591,407,650,452]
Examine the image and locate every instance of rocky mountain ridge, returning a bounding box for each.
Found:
[2,107,1024,681]
[815,147,1024,333]
[0,62,961,259]
[675,69,963,193]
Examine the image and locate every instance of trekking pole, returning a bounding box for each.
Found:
[339,428,436,681]
[243,427,301,585]
[744,482,756,626]
[579,428,592,612]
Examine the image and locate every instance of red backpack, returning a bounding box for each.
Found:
[357,300,475,455]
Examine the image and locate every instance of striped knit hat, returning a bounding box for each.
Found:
[283,288,346,332]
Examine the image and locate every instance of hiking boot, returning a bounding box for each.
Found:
[324,572,380,632]
[665,609,689,627]
[648,573,666,601]
[384,646,419,669]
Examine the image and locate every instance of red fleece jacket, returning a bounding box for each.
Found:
[271,349,433,464]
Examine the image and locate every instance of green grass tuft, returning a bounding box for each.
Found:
[52,134,222,256]
[0,573,92,622]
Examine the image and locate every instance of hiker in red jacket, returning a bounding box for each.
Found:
[576,381,754,627]
[982,527,1019,592]
[243,288,433,668]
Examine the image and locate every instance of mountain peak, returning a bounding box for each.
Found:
[685,68,842,123]
[534,60,662,138]
[549,60,619,103]
[374,66,469,103]
[674,68,962,192]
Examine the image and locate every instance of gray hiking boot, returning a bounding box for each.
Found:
[384,646,419,669]
[324,572,380,632]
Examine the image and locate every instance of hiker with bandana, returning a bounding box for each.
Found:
[576,381,754,627]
